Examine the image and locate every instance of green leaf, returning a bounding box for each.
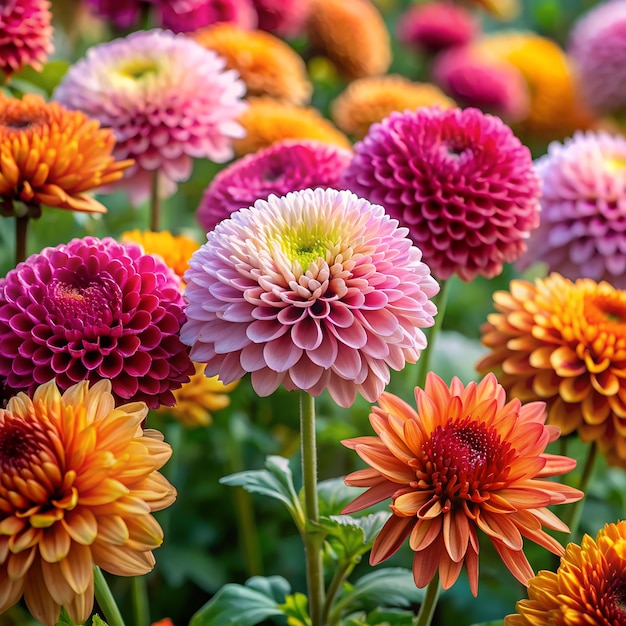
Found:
[319,512,389,561]
[470,622,505,626]
[9,60,70,97]
[278,592,311,626]
[245,575,292,604]
[343,607,419,626]
[317,477,364,517]
[54,608,76,626]
[91,616,109,626]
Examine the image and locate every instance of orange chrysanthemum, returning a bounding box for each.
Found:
[192,23,313,105]
[305,0,391,80]
[0,379,176,626]
[342,372,582,596]
[0,94,133,215]
[232,97,351,157]
[331,74,454,139]
[477,274,626,467]
[506,520,626,625]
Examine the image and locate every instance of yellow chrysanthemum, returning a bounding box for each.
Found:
[331,74,454,139]
[232,97,352,157]
[506,520,626,625]
[0,93,132,215]
[0,379,176,626]
[477,273,626,467]
[192,23,313,105]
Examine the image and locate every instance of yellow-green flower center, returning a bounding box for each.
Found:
[605,156,626,174]
[279,224,337,269]
[117,59,160,81]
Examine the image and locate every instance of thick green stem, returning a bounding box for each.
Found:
[414,573,440,626]
[300,391,325,626]
[15,214,28,264]
[563,441,598,540]
[131,575,150,626]
[93,566,125,626]
[150,170,161,232]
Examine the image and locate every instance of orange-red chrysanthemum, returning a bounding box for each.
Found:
[0,94,132,215]
[342,372,582,596]
[506,520,626,625]
[477,273,626,467]
[0,379,176,626]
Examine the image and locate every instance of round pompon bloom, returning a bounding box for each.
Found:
[517,131,626,287]
[0,378,176,626]
[53,29,247,207]
[196,139,353,231]
[251,0,310,38]
[340,106,541,282]
[0,236,194,408]
[505,520,626,625]
[181,187,439,408]
[342,372,583,596]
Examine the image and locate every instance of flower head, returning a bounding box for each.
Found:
[0,378,176,626]
[330,74,454,140]
[181,187,439,408]
[342,372,582,596]
[53,29,247,206]
[517,131,626,287]
[0,94,132,215]
[341,106,541,281]
[160,0,258,33]
[193,23,312,105]
[506,520,626,625]
[197,138,353,231]
[477,273,626,467]
[251,0,310,38]
[0,0,53,78]
[0,236,194,408]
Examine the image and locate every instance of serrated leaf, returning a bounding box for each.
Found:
[320,512,389,561]
[278,592,311,626]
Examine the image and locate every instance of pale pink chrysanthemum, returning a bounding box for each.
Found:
[340,106,542,282]
[196,139,353,231]
[251,0,310,37]
[53,29,247,206]
[517,131,626,286]
[160,0,258,33]
[0,0,53,78]
[181,187,439,408]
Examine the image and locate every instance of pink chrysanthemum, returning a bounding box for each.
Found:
[181,187,439,408]
[196,139,353,232]
[397,1,478,54]
[517,131,626,286]
[340,106,542,282]
[568,0,626,115]
[0,236,194,408]
[53,29,247,206]
[160,0,258,33]
[85,0,205,29]
[251,0,310,37]
[0,0,53,78]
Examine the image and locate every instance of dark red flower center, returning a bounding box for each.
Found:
[607,577,626,620]
[0,419,38,470]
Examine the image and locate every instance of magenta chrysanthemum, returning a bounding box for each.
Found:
[0,236,194,408]
[160,0,258,33]
[181,187,439,408]
[53,29,247,206]
[0,0,53,78]
[251,0,310,37]
[340,106,542,282]
[568,0,626,115]
[196,139,353,232]
[517,131,626,285]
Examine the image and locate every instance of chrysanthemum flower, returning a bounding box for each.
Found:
[53,29,247,206]
[251,0,310,38]
[0,236,194,408]
[181,187,439,408]
[340,106,541,282]
[517,131,626,287]
[342,372,582,595]
[0,94,132,215]
[160,0,258,33]
[0,0,53,78]
[305,0,391,80]
[232,97,351,156]
[85,0,205,29]
[396,1,478,55]
[330,74,454,140]
[477,273,626,467]
[193,23,312,105]
[568,0,626,116]
[0,378,176,626]
[506,520,626,625]
[197,138,353,231]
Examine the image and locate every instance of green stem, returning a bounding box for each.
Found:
[563,440,598,540]
[324,559,358,625]
[131,575,150,626]
[15,214,28,264]
[300,391,325,626]
[414,573,440,626]
[150,169,161,232]
[93,566,125,626]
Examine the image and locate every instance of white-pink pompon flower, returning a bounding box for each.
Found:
[181,187,439,408]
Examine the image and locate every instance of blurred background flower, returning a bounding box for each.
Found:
[250,0,310,38]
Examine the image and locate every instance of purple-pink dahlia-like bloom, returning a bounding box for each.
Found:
[250,0,310,38]
[160,0,258,33]
[396,1,478,55]
[0,0,54,78]
[53,29,247,206]
[340,106,542,282]
[517,131,626,286]
[568,0,626,115]
[181,187,439,408]
[196,139,353,232]
[0,236,194,409]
